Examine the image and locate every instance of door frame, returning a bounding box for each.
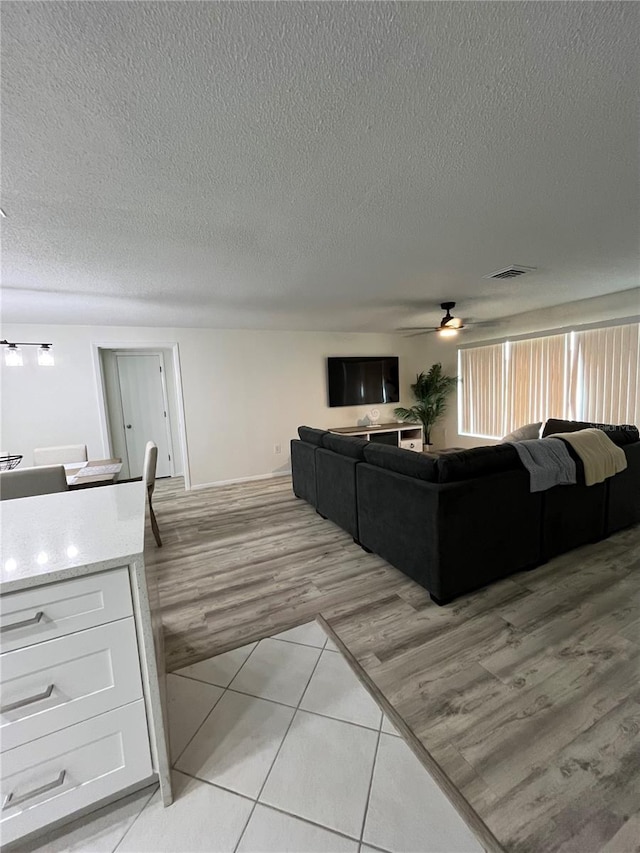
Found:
[91,341,191,490]
[114,350,175,478]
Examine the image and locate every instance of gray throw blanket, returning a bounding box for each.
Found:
[508,437,577,492]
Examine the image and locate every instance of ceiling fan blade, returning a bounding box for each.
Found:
[397,328,436,337]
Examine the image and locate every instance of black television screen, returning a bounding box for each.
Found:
[327,356,400,407]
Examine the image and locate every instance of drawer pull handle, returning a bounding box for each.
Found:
[3,770,66,810]
[0,683,55,714]
[0,611,45,634]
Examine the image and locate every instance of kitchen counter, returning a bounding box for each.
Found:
[0,482,145,594]
[0,482,172,845]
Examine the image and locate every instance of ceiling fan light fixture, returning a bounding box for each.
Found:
[437,301,464,337]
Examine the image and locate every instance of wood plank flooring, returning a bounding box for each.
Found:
[145,475,640,853]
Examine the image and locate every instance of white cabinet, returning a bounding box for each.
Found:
[0,567,155,844]
[0,483,171,845]
[1,618,144,750]
[1,701,152,845]
[329,423,424,451]
[0,568,133,653]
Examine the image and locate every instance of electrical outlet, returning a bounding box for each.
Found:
[274,443,282,455]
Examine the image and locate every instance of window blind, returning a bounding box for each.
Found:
[504,334,568,434]
[571,323,640,425]
[458,343,506,438]
[459,321,640,438]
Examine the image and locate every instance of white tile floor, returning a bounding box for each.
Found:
[23,622,484,853]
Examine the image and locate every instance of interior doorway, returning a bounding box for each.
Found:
[95,345,187,483]
[115,353,172,478]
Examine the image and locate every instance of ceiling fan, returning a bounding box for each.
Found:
[398,302,469,338]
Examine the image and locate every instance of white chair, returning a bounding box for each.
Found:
[33,444,88,467]
[0,465,68,501]
[143,441,162,547]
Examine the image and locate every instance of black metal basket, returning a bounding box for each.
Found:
[0,454,23,471]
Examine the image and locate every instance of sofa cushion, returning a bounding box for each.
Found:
[501,422,542,443]
[322,433,368,459]
[298,426,328,446]
[363,443,438,482]
[437,444,521,483]
[541,418,639,446]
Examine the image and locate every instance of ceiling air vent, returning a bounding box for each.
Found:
[483,265,537,280]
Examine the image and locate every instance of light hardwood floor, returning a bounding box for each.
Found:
[146,475,640,853]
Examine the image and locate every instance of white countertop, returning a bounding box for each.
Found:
[0,482,146,593]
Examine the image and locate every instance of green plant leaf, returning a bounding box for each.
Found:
[393,406,418,422]
[405,363,458,443]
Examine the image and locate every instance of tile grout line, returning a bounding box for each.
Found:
[357,722,383,848]
[172,770,257,805]
[360,842,394,853]
[114,768,395,853]
[227,683,383,731]
[176,644,484,853]
[172,642,260,768]
[173,661,383,731]
[170,624,382,852]
[170,685,226,769]
[180,769,368,849]
[232,641,326,853]
[251,800,379,848]
[111,784,159,853]
[271,635,329,650]
[170,627,329,678]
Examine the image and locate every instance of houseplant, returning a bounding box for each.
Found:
[394,363,458,450]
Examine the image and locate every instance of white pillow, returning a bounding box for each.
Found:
[501,422,543,443]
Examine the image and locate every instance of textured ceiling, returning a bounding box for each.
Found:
[1,1,638,331]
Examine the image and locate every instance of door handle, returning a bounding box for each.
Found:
[1,684,55,714]
[0,611,44,634]
[3,770,66,810]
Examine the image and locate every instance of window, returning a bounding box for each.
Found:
[458,344,505,438]
[505,334,568,434]
[571,323,640,425]
[459,322,640,438]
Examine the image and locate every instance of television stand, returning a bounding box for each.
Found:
[329,422,424,452]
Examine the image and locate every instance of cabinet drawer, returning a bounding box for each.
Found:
[0,568,133,653]
[1,618,143,751]
[1,700,152,845]
[399,439,422,452]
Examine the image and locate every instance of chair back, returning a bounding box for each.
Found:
[33,444,88,466]
[143,441,158,493]
[0,465,68,501]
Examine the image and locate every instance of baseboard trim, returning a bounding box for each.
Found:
[189,471,291,491]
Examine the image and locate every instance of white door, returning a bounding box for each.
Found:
[116,354,172,478]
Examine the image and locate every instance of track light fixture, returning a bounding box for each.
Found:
[2,340,54,367]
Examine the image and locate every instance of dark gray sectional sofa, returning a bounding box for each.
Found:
[291,420,640,604]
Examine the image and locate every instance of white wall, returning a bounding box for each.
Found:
[0,324,425,487]
[416,288,640,450]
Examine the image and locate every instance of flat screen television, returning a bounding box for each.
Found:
[327,356,400,408]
